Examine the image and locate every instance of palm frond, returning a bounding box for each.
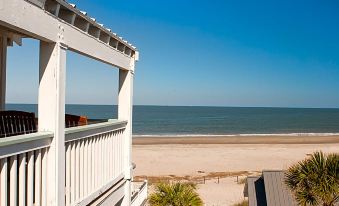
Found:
[284,151,339,206]
[149,181,203,206]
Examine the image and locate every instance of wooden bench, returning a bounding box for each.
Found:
[65,113,88,128]
[0,110,37,138]
[0,111,88,138]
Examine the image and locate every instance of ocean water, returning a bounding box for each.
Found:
[6,104,339,136]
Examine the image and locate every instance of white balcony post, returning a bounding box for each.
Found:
[0,33,7,110]
[118,59,135,205]
[38,41,66,206]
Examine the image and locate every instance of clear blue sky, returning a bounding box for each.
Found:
[6,0,339,108]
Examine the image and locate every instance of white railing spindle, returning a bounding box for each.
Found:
[27,151,34,206]
[41,148,48,206]
[35,149,42,206]
[0,158,8,206]
[66,144,71,206]
[18,153,26,206]
[75,140,80,200]
[79,139,84,198]
[9,155,18,206]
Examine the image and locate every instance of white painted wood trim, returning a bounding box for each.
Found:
[79,139,84,198]
[131,181,147,204]
[0,132,53,158]
[75,141,80,200]
[18,153,26,206]
[89,179,126,206]
[0,158,8,205]
[88,138,92,194]
[83,139,88,196]
[9,155,18,206]
[0,131,53,147]
[74,173,125,206]
[64,119,127,142]
[27,151,35,206]
[71,142,76,203]
[91,138,95,192]
[66,144,71,206]
[34,149,42,206]
[41,148,48,206]
[118,58,135,205]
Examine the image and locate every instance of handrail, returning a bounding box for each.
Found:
[131,180,147,205]
[65,119,127,142]
[131,191,138,202]
[0,131,53,158]
[131,180,148,202]
[74,173,125,206]
[139,181,147,191]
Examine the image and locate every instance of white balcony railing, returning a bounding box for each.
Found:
[0,132,53,205]
[64,119,127,206]
[0,119,128,206]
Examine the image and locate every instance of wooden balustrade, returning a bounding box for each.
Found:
[0,132,53,206]
[0,119,127,206]
[64,119,127,205]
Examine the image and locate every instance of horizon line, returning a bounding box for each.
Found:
[6,102,339,109]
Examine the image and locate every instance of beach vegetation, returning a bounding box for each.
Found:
[232,199,249,206]
[148,181,203,206]
[284,151,339,206]
[237,177,247,184]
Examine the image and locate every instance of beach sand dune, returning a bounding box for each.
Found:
[132,136,339,205]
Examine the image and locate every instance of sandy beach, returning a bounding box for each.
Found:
[132,135,339,205]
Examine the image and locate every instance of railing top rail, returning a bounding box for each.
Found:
[139,180,147,191]
[0,131,53,148]
[65,119,127,143]
[0,131,53,158]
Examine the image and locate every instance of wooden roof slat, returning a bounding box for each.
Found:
[0,0,138,70]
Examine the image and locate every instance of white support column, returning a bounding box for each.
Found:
[0,34,7,110]
[118,61,135,206]
[38,41,66,206]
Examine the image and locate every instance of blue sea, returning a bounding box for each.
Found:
[6,104,339,136]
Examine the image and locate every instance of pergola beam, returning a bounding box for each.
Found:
[0,0,137,70]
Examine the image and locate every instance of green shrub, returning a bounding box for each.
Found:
[148,181,203,206]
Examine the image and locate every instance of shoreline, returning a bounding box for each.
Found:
[133,134,339,145]
[134,132,339,137]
